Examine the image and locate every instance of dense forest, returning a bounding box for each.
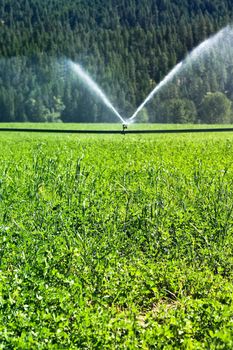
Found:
[1,0,233,123]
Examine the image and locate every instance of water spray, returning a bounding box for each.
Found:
[67,27,229,127]
[68,60,125,124]
[129,26,230,123]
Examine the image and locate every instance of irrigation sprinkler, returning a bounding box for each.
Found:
[2,126,233,134]
[122,123,128,134]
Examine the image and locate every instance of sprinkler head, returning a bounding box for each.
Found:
[122,123,128,134]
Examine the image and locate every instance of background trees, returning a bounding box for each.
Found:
[0,0,233,123]
[153,99,197,124]
[200,92,232,124]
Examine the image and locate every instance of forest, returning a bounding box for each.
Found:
[1,0,233,123]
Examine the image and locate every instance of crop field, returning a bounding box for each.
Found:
[0,124,233,349]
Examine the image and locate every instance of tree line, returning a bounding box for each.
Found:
[0,0,233,123]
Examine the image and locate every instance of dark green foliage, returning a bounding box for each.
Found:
[0,1,233,122]
[153,98,197,123]
[200,92,232,123]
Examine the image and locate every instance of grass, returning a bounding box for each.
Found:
[0,124,233,348]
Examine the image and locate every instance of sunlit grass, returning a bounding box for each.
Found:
[0,127,233,348]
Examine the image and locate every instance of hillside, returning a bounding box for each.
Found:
[0,0,233,122]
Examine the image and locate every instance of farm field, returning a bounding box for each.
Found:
[0,124,233,349]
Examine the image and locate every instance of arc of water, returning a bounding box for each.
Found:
[68,60,125,124]
[128,26,229,123]
[128,62,183,122]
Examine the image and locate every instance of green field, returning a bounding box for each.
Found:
[1,124,233,349]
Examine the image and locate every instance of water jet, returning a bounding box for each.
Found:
[68,60,126,124]
[129,26,232,123]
